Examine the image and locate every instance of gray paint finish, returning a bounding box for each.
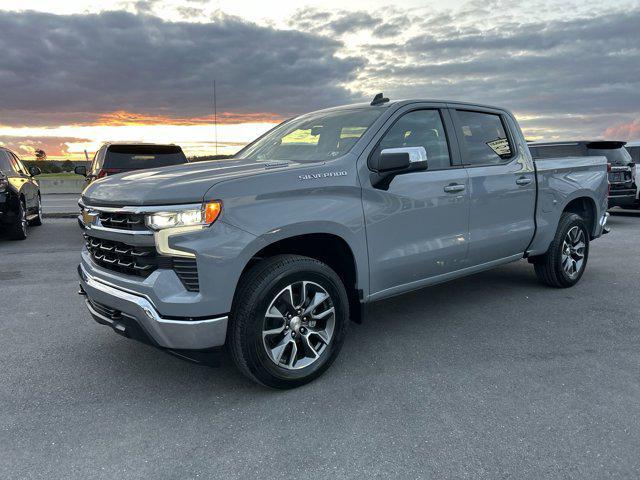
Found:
[79,99,609,350]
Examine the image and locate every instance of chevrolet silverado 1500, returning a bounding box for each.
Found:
[78,96,609,388]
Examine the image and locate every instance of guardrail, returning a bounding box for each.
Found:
[39,177,86,194]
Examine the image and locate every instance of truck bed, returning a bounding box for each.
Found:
[527,155,609,255]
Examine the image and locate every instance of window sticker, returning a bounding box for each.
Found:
[486,138,512,157]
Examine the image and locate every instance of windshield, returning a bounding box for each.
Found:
[236,108,383,163]
[586,147,632,166]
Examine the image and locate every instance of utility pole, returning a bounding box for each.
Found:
[213,80,218,156]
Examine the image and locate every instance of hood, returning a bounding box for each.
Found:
[82,158,305,206]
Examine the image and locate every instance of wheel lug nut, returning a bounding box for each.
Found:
[300,327,306,334]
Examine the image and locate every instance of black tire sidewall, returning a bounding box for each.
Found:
[238,259,348,387]
[10,199,27,240]
[30,195,43,226]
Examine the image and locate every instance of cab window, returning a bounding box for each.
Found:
[375,109,451,170]
[455,111,514,166]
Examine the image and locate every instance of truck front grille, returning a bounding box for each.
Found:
[84,235,199,291]
[98,212,147,231]
[85,235,163,277]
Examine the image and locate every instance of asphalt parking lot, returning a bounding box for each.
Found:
[1,212,639,479]
[41,193,80,217]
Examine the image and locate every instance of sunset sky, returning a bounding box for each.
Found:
[0,0,639,160]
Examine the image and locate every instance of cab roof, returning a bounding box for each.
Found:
[529,140,627,149]
[310,98,511,115]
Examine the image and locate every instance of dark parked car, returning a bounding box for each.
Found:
[75,143,189,184]
[529,141,636,209]
[0,147,42,240]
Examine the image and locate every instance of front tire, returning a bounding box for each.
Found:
[229,254,349,389]
[533,212,589,288]
[29,194,43,226]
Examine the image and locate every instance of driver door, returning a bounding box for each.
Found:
[359,106,470,299]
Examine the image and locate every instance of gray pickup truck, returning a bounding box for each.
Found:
[78,96,609,388]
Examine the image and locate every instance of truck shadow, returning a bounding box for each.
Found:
[79,260,543,396]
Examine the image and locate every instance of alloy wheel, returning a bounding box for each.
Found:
[262,281,335,370]
[561,226,586,279]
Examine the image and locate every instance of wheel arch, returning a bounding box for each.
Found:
[238,230,365,323]
[562,195,597,238]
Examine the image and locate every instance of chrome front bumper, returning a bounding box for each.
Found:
[78,264,228,350]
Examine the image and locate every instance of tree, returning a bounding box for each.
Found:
[34,149,47,161]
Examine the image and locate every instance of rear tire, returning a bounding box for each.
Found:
[229,254,349,389]
[533,212,589,288]
[8,198,28,240]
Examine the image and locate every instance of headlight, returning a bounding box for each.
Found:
[146,201,222,230]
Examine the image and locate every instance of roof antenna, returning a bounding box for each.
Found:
[370,92,389,106]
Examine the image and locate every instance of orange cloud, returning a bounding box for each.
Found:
[95,110,284,126]
[0,136,91,160]
[604,118,640,141]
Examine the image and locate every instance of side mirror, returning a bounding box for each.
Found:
[74,165,87,177]
[369,147,428,189]
[29,166,41,176]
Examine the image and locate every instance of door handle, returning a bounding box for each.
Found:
[516,177,533,186]
[443,183,466,193]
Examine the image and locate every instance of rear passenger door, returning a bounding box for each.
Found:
[360,105,470,297]
[450,108,536,265]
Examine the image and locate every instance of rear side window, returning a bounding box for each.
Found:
[455,111,513,166]
[586,147,632,166]
[105,145,188,169]
[376,109,451,170]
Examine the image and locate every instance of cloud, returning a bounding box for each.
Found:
[604,118,640,141]
[1,2,639,144]
[289,7,407,38]
[0,136,92,159]
[352,6,640,139]
[0,10,363,127]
